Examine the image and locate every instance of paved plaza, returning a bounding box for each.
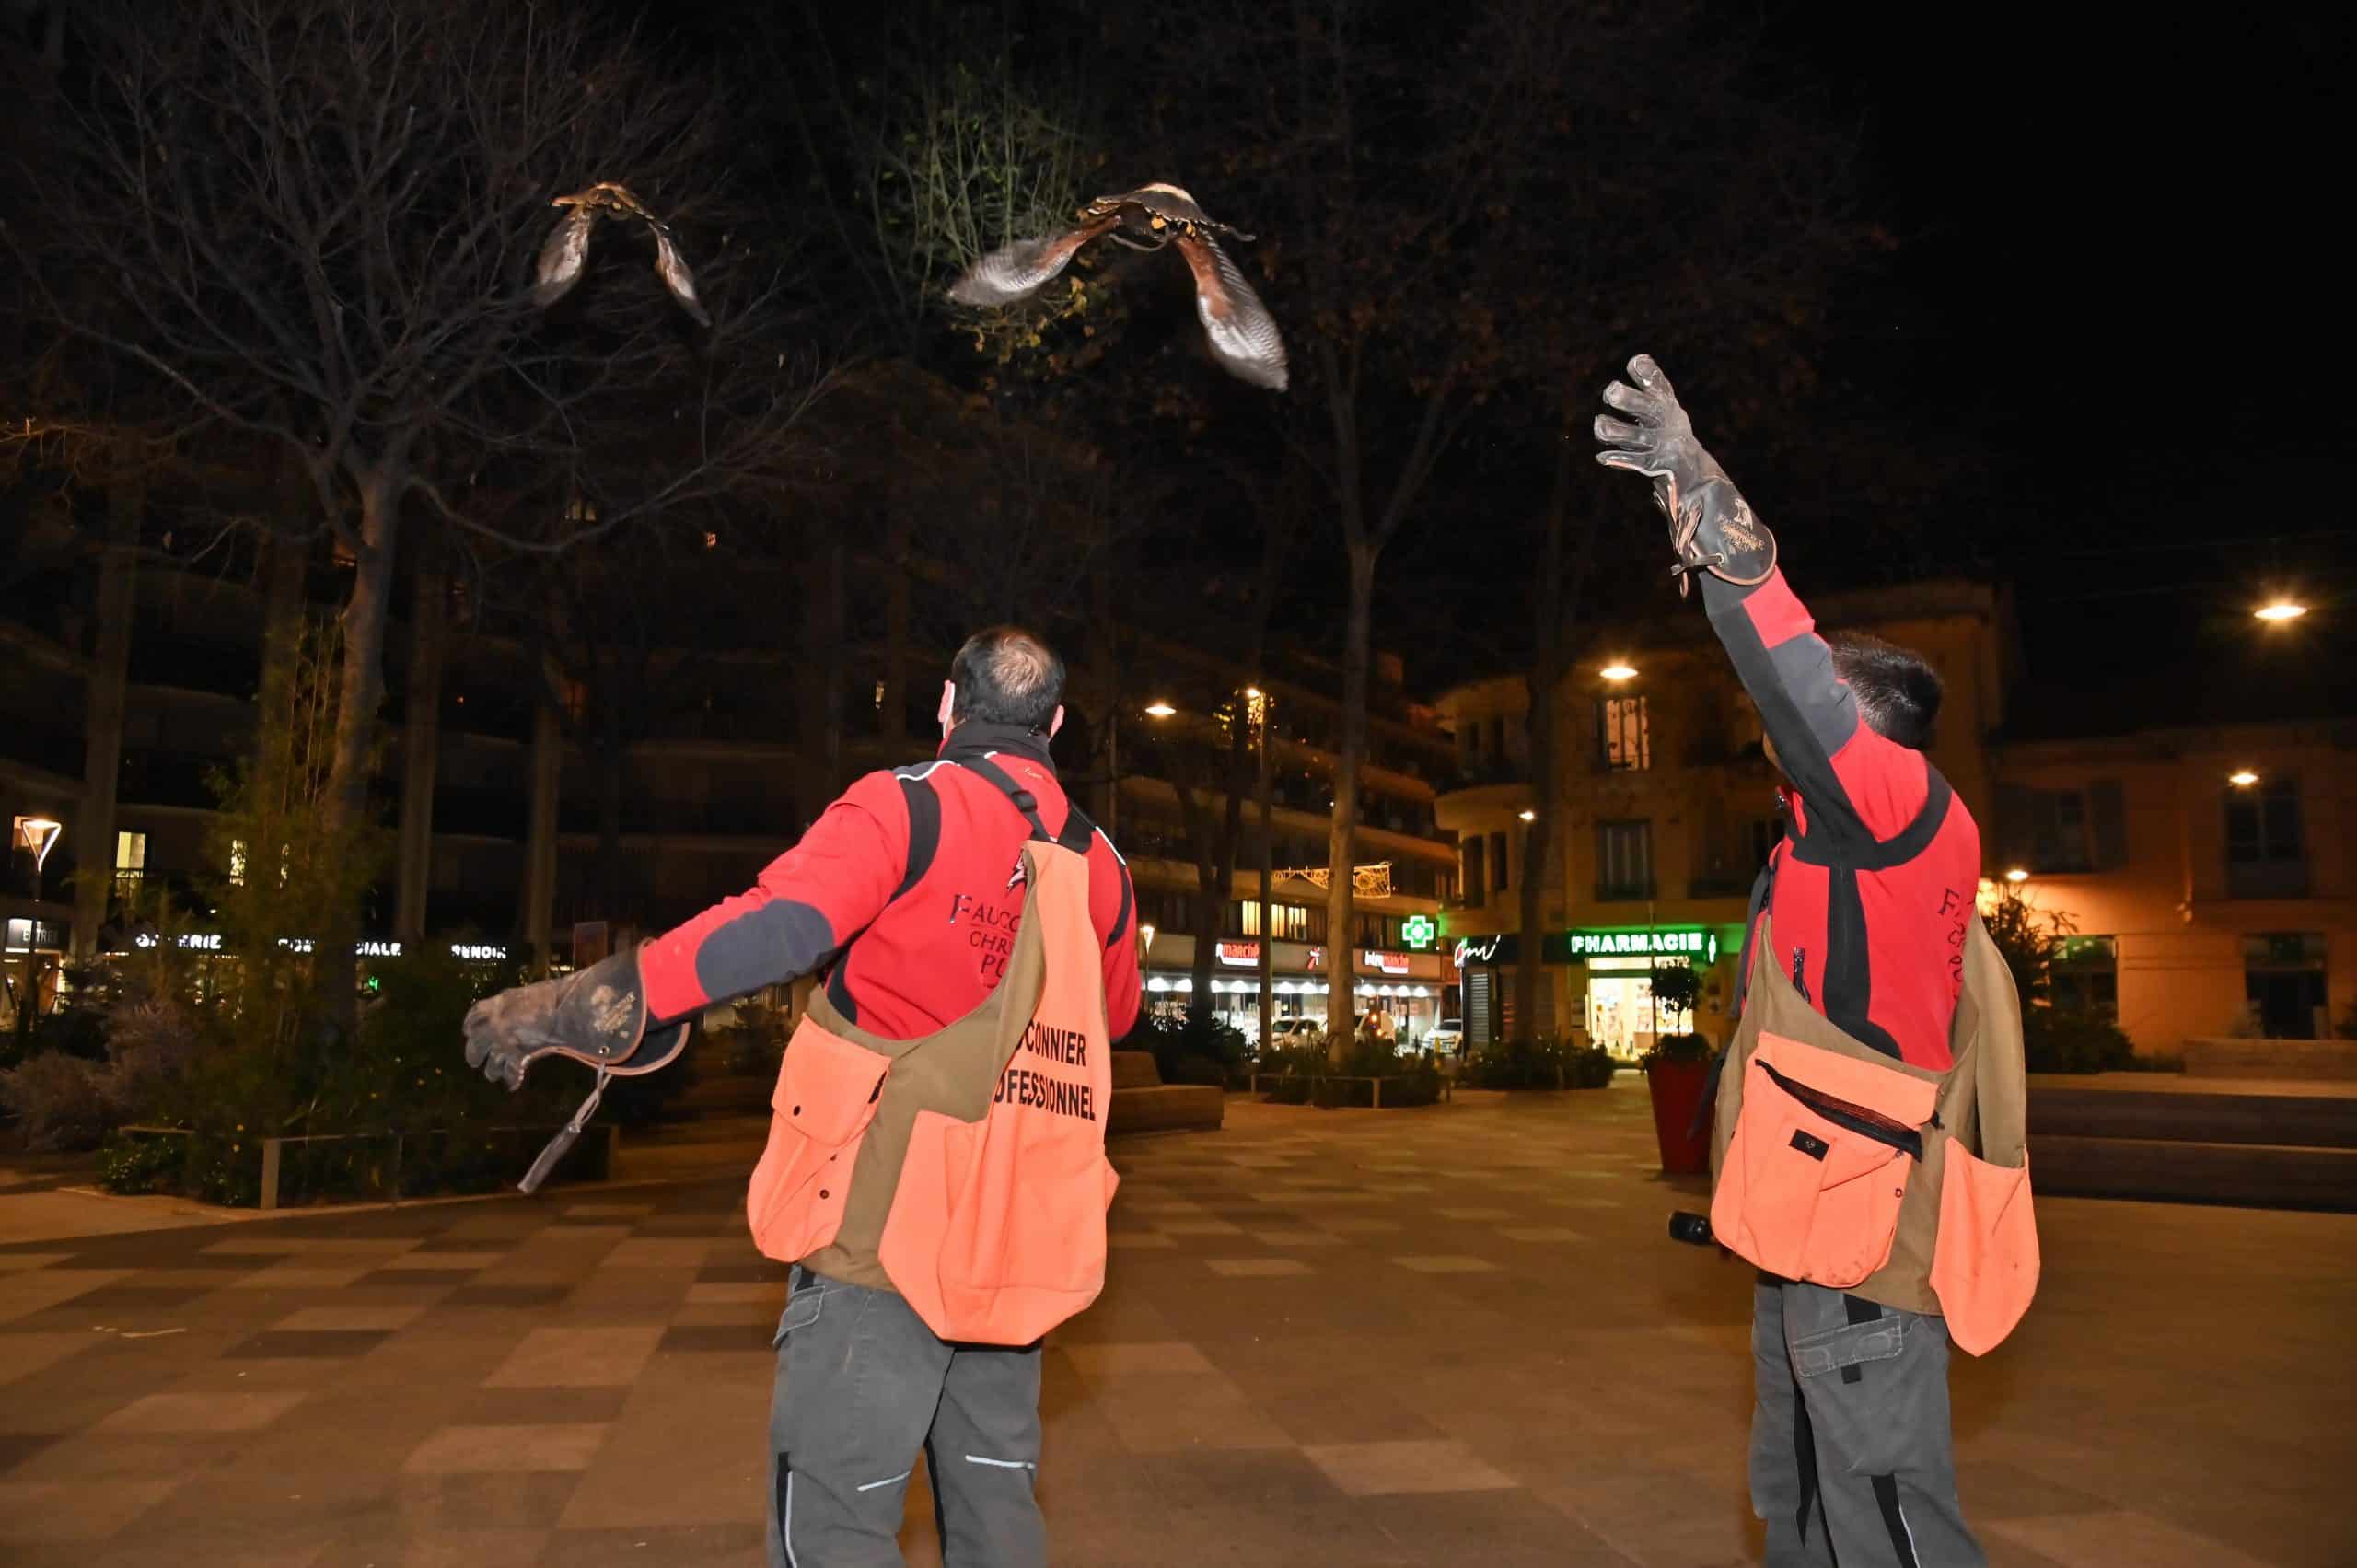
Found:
[2,1081,2351,1566]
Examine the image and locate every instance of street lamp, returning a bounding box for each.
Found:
[2253,600,2306,622]
[1517,809,1537,822]
[1144,702,1178,718]
[2004,867,2029,883]
[2228,770,2258,787]
[1600,663,1638,681]
[15,817,62,877]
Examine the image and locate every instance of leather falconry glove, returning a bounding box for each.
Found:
[462,947,690,1194]
[1592,354,1777,597]
[462,947,686,1090]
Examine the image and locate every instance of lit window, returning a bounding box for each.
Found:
[227,839,247,887]
[1600,696,1651,772]
[115,830,148,898]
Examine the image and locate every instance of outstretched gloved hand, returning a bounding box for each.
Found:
[1593,354,1777,597]
[462,948,661,1091]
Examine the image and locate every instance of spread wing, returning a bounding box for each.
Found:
[946,217,1119,307]
[1178,234,1288,390]
[651,226,712,327]
[530,205,597,308]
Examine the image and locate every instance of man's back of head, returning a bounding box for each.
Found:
[947,626,1066,734]
[1827,633,1942,752]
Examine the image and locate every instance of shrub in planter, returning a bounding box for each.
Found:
[2024,1008,2140,1074]
[0,1050,113,1151]
[1137,1011,1249,1087]
[99,1132,187,1194]
[1465,1036,1595,1089]
[1564,1045,1619,1089]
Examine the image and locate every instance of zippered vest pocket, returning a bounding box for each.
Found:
[1710,1032,1939,1286]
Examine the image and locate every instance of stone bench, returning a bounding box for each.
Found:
[2180,1039,2357,1081]
[1107,1051,1224,1136]
[2026,1074,2357,1212]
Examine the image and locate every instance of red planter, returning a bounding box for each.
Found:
[1644,1059,1713,1176]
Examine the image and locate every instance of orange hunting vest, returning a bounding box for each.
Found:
[1710,912,2039,1355]
[741,773,1118,1347]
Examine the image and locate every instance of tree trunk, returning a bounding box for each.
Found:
[883,512,911,745]
[319,462,403,1041]
[521,656,563,973]
[596,669,625,922]
[256,528,309,740]
[1515,444,1574,1044]
[1323,542,1376,1062]
[393,557,446,942]
[73,475,140,960]
[1255,708,1275,1051]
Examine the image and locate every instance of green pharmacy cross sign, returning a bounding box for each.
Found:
[1562,926,1721,964]
[1400,913,1439,951]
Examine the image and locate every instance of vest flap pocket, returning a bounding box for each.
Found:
[1930,1144,2038,1356]
[746,1022,890,1267]
[1757,1033,1939,1128]
[772,1023,889,1148]
[1711,1032,1935,1289]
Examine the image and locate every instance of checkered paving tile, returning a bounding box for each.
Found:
[0,1082,2344,1565]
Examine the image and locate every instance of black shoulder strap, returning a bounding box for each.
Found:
[959,753,1053,841]
[893,772,942,895]
[825,766,943,1024]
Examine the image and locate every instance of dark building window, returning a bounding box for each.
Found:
[1596,820,1654,900]
[2225,777,2306,898]
[2243,933,2326,1040]
[2049,936,2118,1017]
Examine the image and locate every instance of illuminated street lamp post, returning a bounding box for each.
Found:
[12,816,64,1032]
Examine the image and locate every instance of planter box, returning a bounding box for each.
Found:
[1644,1061,1713,1175]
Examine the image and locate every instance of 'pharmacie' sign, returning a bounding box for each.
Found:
[1563,927,1720,963]
[1455,925,1723,969]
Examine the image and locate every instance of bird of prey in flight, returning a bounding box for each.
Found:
[949,183,1286,390]
[532,181,710,327]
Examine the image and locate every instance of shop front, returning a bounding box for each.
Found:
[1453,923,1745,1059]
[1140,936,1448,1049]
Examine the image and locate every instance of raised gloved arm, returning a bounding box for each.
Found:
[461,946,686,1092]
[1592,354,1776,598]
[1594,354,1914,847]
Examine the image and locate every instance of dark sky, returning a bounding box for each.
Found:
[1756,11,2347,719]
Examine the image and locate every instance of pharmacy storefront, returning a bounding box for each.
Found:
[1454,923,1744,1060]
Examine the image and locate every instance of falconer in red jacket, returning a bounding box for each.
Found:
[462,627,1138,1567]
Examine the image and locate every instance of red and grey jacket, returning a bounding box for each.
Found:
[1708,570,1981,1072]
[637,721,1142,1044]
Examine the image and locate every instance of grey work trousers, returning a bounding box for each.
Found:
[1751,1277,1985,1568]
[767,1268,1046,1568]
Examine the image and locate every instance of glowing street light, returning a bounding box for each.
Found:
[2254,600,2306,622]
[14,817,62,874]
[2228,770,2259,787]
[1144,702,1177,718]
[1517,809,1537,822]
[1600,663,1638,681]
[2003,867,2029,884]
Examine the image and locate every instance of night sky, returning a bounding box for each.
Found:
[1759,12,2346,724]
